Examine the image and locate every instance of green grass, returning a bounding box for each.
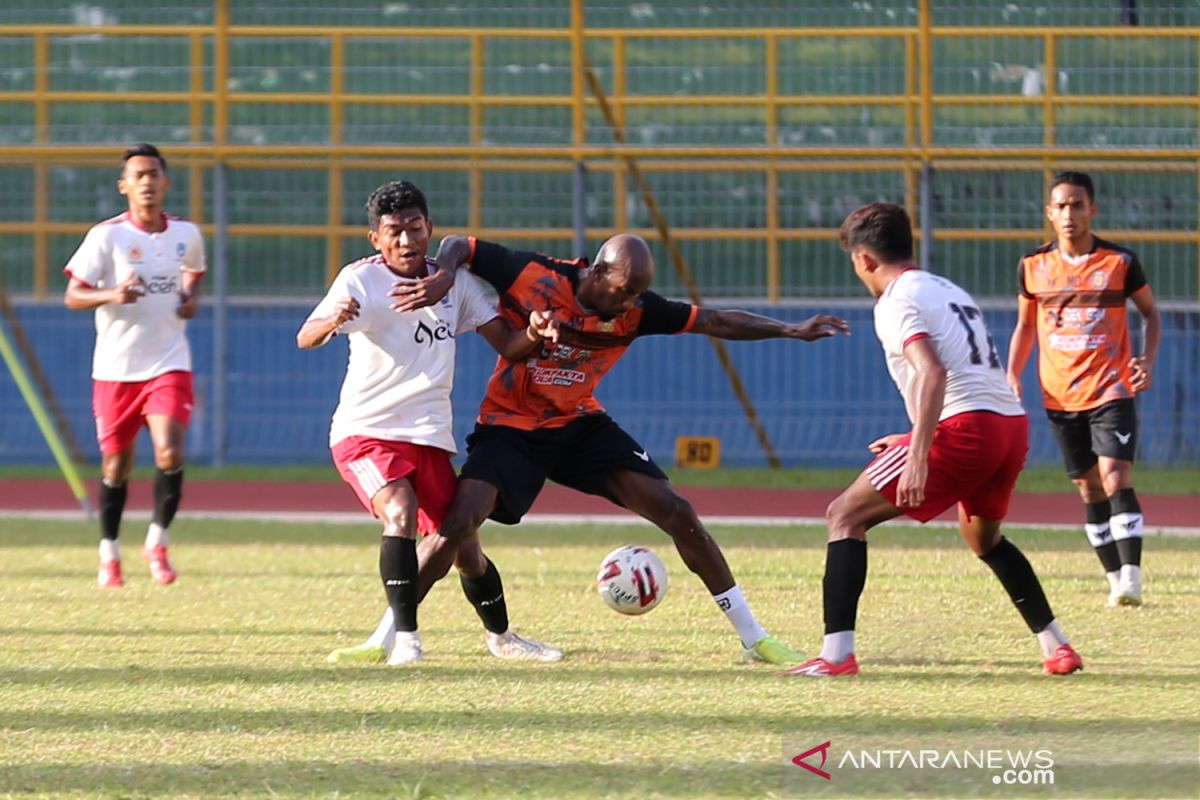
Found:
[2,464,1198,495]
[1,518,1197,799]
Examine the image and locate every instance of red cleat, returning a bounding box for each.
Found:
[98,560,123,589]
[782,654,860,677]
[143,545,177,585]
[1043,644,1083,675]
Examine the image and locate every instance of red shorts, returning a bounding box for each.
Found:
[866,411,1028,523]
[330,436,457,534]
[92,370,194,455]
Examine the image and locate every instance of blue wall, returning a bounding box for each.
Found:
[2,302,1197,468]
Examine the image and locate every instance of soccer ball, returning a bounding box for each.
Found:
[596,545,668,615]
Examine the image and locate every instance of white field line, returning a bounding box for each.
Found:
[3,508,1198,537]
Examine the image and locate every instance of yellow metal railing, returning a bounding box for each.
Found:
[2,2,1199,299]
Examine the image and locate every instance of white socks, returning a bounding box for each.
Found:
[365,607,396,652]
[1036,620,1069,658]
[1120,564,1141,594]
[145,522,168,549]
[1110,511,1144,541]
[712,585,767,649]
[1106,571,1122,594]
[99,538,120,563]
[819,631,856,663]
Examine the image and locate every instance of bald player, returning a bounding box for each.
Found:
[339,233,849,666]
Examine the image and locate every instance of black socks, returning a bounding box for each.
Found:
[460,558,509,635]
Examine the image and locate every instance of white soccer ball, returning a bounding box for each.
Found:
[596,545,668,615]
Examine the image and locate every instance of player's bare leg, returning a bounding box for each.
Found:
[959,507,1081,674]
[606,468,800,665]
[451,529,563,662]
[97,446,136,588]
[787,471,899,676]
[143,413,186,584]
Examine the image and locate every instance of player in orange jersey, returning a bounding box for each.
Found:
[389,233,848,665]
[1007,171,1161,607]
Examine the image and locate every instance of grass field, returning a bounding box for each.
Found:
[1,517,1197,799]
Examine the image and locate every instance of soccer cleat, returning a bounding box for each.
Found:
[1042,644,1084,675]
[326,642,388,665]
[143,545,177,585]
[97,560,124,589]
[387,633,423,665]
[742,635,805,666]
[782,654,860,677]
[1109,568,1143,607]
[1108,585,1143,607]
[486,630,565,662]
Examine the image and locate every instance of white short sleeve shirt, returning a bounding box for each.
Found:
[309,256,499,452]
[64,212,206,382]
[874,269,1024,422]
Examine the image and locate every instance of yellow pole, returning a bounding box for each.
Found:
[189,32,205,222]
[33,33,49,300]
[0,316,90,513]
[469,34,484,230]
[764,32,780,302]
[327,33,344,282]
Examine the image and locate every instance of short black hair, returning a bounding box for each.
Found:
[366,181,429,230]
[838,202,914,263]
[1050,170,1095,202]
[122,143,166,172]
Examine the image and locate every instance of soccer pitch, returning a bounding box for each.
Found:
[1,518,1197,799]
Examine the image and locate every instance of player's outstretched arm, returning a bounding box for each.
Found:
[1005,296,1037,403]
[476,310,559,360]
[63,276,145,310]
[297,297,360,350]
[390,235,472,312]
[690,308,849,341]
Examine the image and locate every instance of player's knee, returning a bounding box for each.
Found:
[656,492,699,535]
[154,446,183,471]
[439,509,478,544]
[824,496,858,541]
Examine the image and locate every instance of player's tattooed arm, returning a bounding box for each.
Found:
[691,308,849,341]
[389,235,472,312]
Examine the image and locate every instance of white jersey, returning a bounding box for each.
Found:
[874,269,1024,422]
[310,255,499,452]
[64,212,206,382]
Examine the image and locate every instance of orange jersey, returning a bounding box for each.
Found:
[466,238,698,430]
[1017,237,1149,412]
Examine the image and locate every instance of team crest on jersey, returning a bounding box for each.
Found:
[1090,270,1107,288]
[128,245,144,263]
[176,242,186,258]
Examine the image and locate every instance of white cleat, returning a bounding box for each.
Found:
[1108,565,1143,607]
[486,630,564,662]
[386,632,423,665]
[1109,583,1143,607]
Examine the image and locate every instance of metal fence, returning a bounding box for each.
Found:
[0,1,1197,466]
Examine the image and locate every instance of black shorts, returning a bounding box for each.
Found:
[1045,398,1138,478]
[459,414,668,524]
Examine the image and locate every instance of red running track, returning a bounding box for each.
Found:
[1,478,1197,528]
